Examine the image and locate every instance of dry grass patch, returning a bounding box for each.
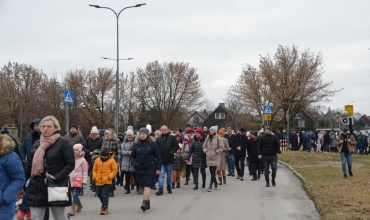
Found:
[279,151,370,220]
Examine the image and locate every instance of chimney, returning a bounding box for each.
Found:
[219,103,225,107]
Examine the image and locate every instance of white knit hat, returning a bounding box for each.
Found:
[126,129,134,136]
[146,124,152,133]
[91,126,99,134]
[127,125,133,130]
[210,126,218,133]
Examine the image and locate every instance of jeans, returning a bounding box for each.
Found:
[96,184,111,206]
[30,206,68,220]
[158,163,173,188]
[209,166,217,188]
[307,143,317,152]
[234,155,245,177]
[227,153,235,174]
[71,187,80,204]
[325,143,329,152]
[262,155,277,182]
[193,167,206,185]
[340,152,352,175]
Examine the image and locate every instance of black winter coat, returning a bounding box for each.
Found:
[257,133,281,156]
[156,133,179,164]
[25,135,75,207]
[232,133,249,157]
[130,136,162,187]
[186,135,207,169]
[83,136,102,162]
[173,153,184,170]
[224,134,234,154]
[247,137,261,162]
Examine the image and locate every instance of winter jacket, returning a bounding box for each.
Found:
[247,137,261,162]
[231,133,249,157]
[182,134,193,165]
[156,133,179,164]
[101,138,121,165]
[187,135,207,169]
[318,133,324,145]
[83,136,102,162]
[305,132,311,145]
[173,153,184,170]
[202,135,224,167]
[324,132,330,144]
[93,155,118,186]
[0,134,26,219]
[224,133,234,153]
[65,132,84,146]
[120,137,135,172]
[69,157,88,186]
[130,136,162,187]
[257,133,281,156]
[217,137,230,170]
[20,119,41,161]
[25,134,75,207]
[329,133,337,148]
[291,134,299,150]
[336,133,357,153]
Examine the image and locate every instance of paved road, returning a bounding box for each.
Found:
[15,164,320,220]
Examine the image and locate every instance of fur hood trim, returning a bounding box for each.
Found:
[0,133,15,156]
[134,136,156,144]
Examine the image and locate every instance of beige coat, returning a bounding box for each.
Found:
[217,137,230,171]
[336,133,357,153]
[202,135,224,167]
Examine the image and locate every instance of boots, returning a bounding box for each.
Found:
[202,182,205,188]
[176,183,180,188]
[67,204,77,216]
[156,188,163,196]
[141,200,150,212]
[167,185,172,194]
[101,205,108,215]
[184,180,188,185]
[218,177,222,185]
[76,200,83,213]
[223,176,226,184]
[172,183,175,189]
[131,184,135,190]
[193,184,198,190]
[349,170,353,177]
[125,188,130,194]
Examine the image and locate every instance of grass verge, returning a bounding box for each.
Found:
[279,151,370,220]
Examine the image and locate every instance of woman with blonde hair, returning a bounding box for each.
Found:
[24,116,75,220]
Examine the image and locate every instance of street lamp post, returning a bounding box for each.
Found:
[89,3,145,135]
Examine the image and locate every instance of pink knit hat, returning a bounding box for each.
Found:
[73,144,84,156]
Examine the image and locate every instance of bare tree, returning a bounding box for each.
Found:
[136,61,204,129]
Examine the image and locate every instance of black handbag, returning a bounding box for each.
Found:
[226,152,232,162]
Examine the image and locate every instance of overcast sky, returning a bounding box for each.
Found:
[1,0,369,116]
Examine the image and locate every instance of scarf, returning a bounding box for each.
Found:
[31,133,61,177]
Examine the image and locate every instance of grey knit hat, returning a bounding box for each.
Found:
[210,126,218,134]
[126,129,134,136]
[139,127,149,135]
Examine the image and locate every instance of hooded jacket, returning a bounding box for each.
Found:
[0,133,25,215]
[20,119,41,161]
[93,154,118,186]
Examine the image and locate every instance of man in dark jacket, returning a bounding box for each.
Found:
[257,126,281,187]
[156,125,179,195]
[232,128,249,181]
[247,131,262,181]
[224,127,235,176]
[20,119,41,162]
[65,124,84,146]
[324,130,330,152]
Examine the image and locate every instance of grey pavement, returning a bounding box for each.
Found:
[16,164,320,220]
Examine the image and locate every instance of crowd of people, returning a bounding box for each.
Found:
[1,115,366,219]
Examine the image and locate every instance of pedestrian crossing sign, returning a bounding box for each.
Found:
[263,105,273,114]
[64,90,74,105]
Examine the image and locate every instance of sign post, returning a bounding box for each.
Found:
[263,105,273,126]
[64,90,74,134]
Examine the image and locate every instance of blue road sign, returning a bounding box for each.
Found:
[64,90,74,104]
[263,105,273,114]
[332,113,337,118]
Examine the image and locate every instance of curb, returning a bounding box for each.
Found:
[278,160,306,182]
